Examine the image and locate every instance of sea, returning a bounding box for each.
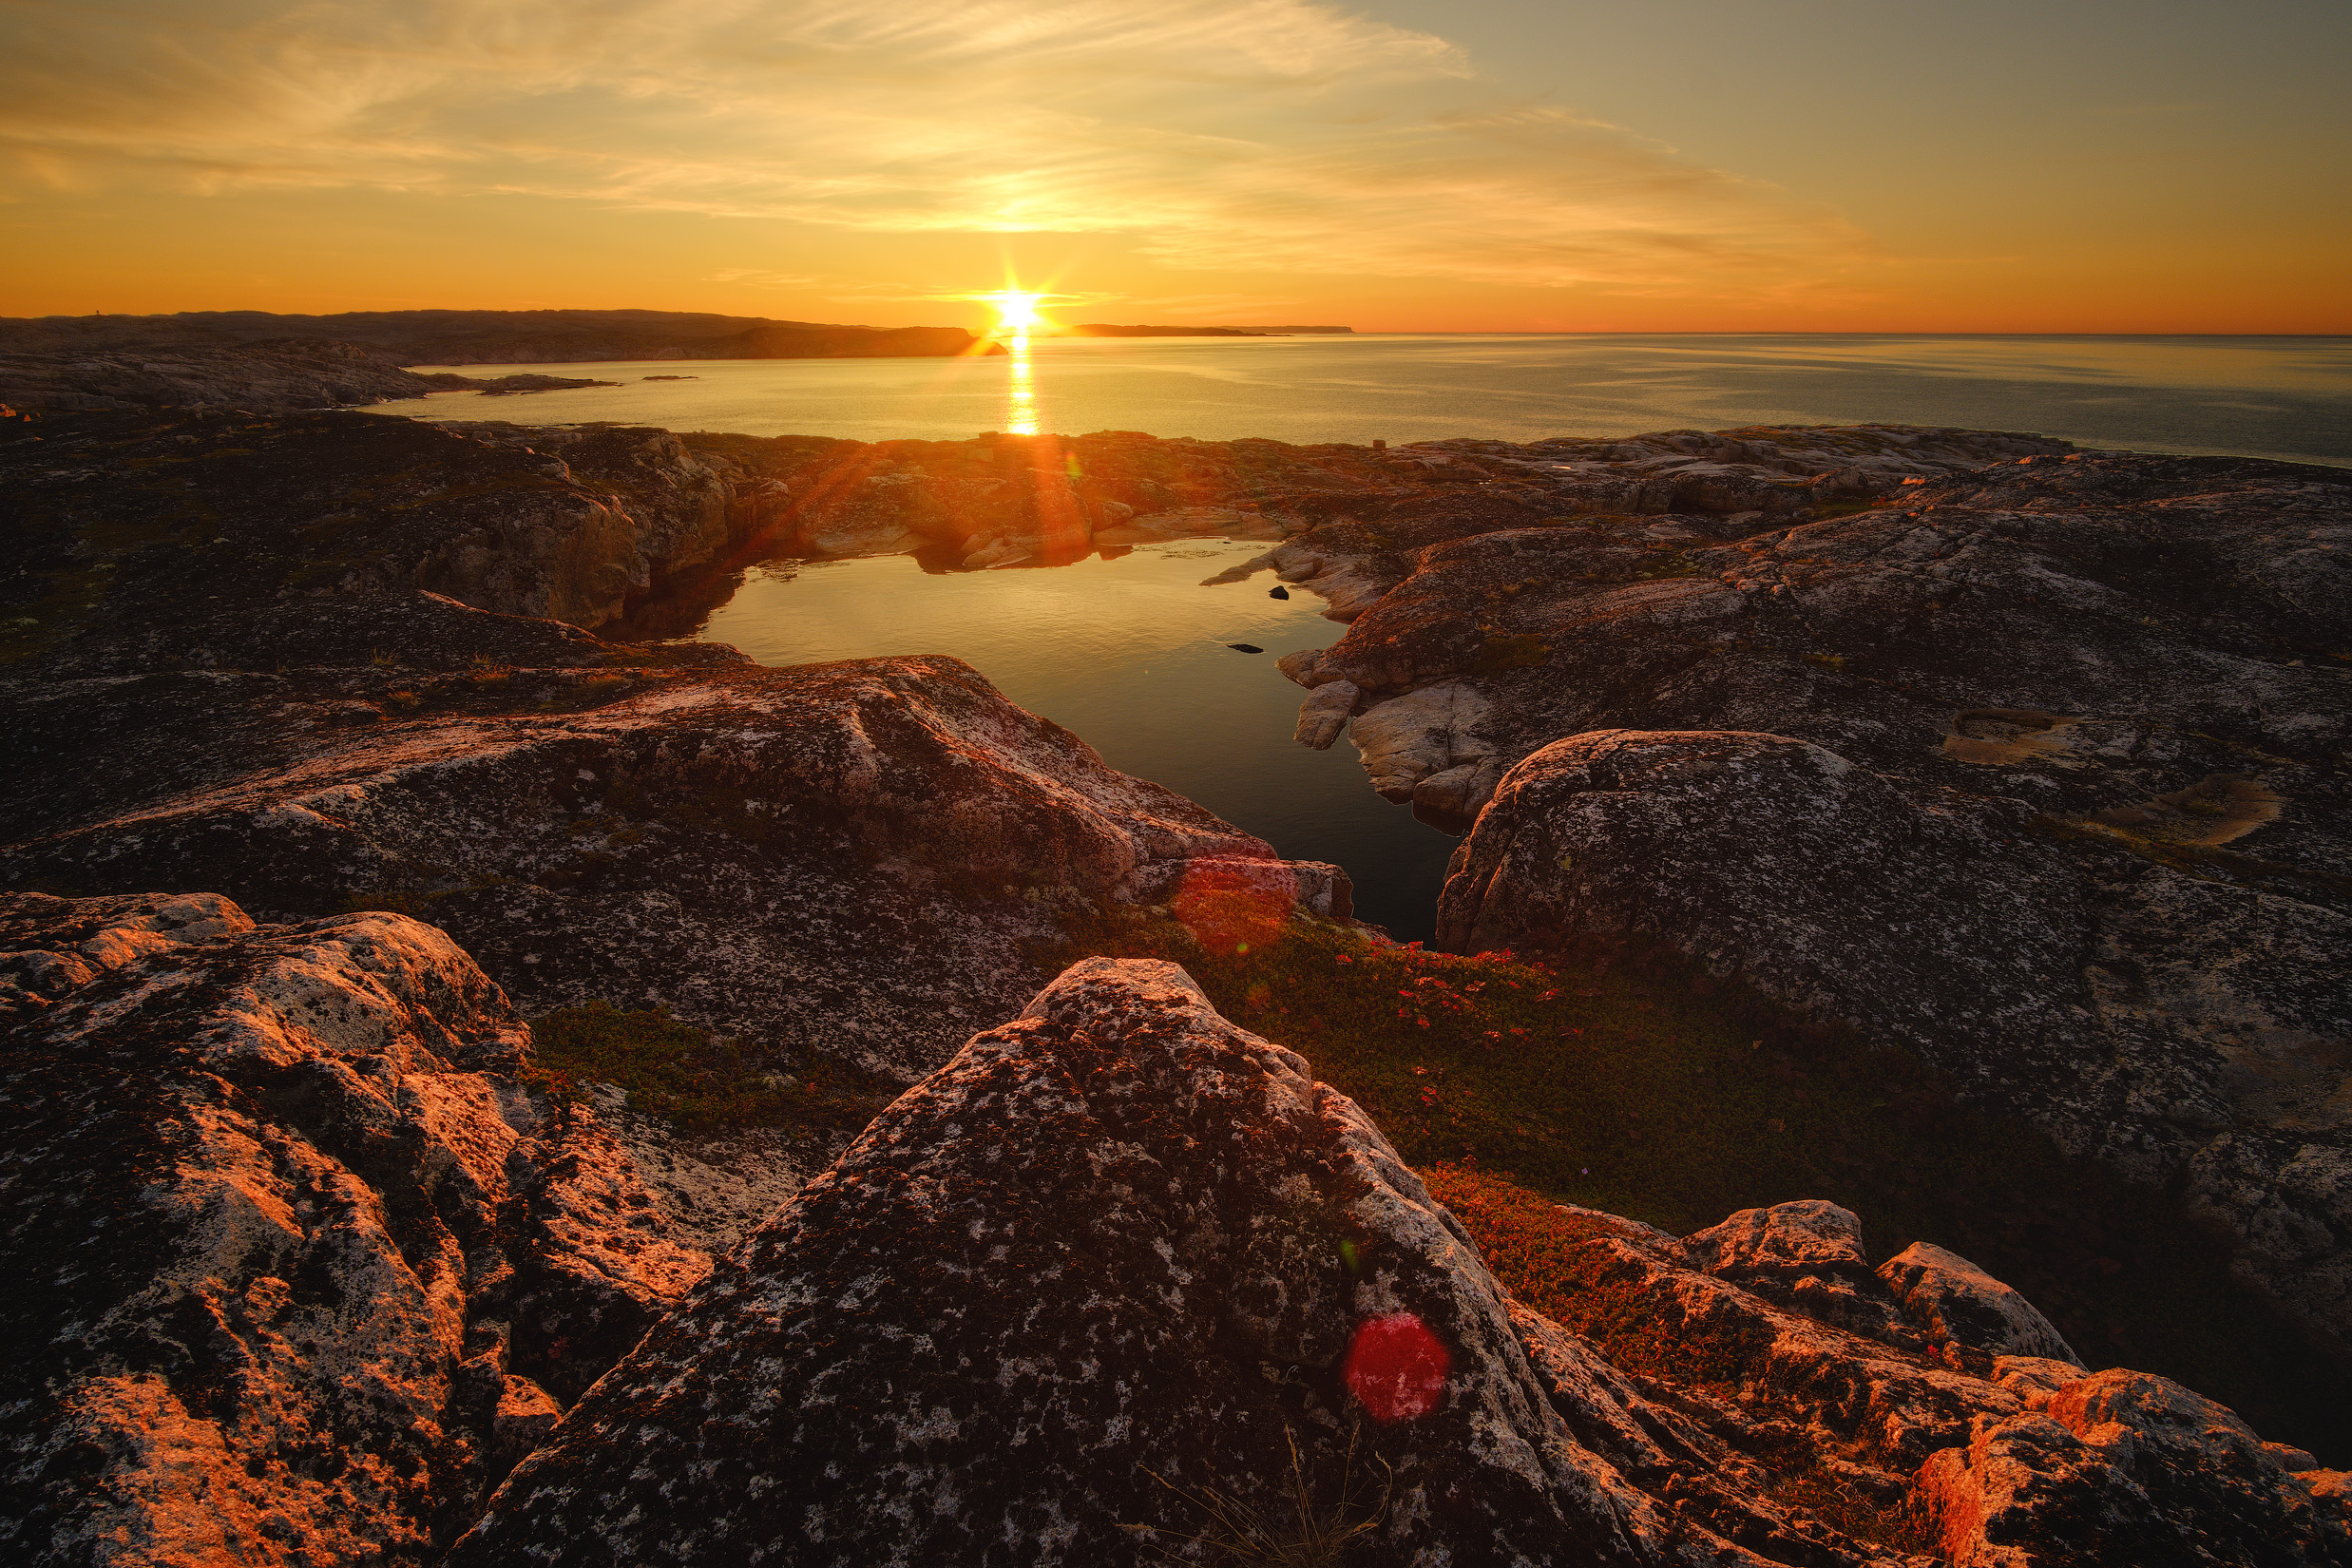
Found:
[365,334,2352,937]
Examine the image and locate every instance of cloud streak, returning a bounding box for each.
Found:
[0,0,1871,294]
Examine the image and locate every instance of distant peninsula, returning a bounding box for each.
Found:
[0,307,1000,367]
[1063,323,1354,336]
[0,308,1004,414]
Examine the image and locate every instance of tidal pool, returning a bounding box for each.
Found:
[685,540,1457,940]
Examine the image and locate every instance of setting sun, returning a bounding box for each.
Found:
[980,292,1045,335]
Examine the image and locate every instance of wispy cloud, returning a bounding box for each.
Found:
[708,268,821,289]
[0,0,1871,294]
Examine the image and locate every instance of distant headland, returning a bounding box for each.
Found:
[1064,323,1354,336]
[0,307,1001,367]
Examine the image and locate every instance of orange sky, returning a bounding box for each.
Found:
[3,1,2345,333]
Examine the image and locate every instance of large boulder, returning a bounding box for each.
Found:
[449,958,2351,1567]
[0,891,706,1566]
[1312,449,2352,1356]
[447,957,1674,1567]
[1880,1243,2084,1369]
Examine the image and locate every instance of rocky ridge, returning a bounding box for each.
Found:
[0,339,621,416]
[0,310,998,391]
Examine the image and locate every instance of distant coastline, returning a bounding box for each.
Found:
[1062,323,1354,337]
[0,308,1001,368]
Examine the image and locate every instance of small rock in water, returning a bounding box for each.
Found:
[1226,642,1264,653]
[1269,584,1291,600]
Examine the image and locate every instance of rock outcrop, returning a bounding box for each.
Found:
[450,958,2350,1567]
[0,891,706,1566]
[3,409,756,642]
[1246,444,2350,1359]
[1,633,1341,1082]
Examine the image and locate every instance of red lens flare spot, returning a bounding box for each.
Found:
[1169,860,1294,958]
[1343,1311,1450,1423]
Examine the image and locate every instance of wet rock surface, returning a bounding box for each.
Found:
[0,891,706,1566]
[453,959,2351,1567]
[1242,442,2350,1359]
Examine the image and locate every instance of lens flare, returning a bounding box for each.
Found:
[1169,859,1295,957]
[1344,1311,1450,1423]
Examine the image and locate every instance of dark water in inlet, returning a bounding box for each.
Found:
[369,335,2352,937]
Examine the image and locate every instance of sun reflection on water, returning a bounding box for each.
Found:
[1004,334,1039,435]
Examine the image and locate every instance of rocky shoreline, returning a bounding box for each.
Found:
[3,395,2348,1564]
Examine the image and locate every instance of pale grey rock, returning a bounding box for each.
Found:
[1348,682,1493,801]
[1293,678,1360,749]
[1412,755,1505,824]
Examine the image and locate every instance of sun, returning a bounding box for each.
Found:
[981,291,1044,335]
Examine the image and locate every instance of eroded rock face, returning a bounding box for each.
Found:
[0,891,706,1567]
[451,960,2350,1567]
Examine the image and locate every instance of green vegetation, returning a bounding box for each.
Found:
[1053,910,2352,1462]
[526,1000,889,1138]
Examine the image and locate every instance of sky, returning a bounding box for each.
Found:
[1,0,2345,333]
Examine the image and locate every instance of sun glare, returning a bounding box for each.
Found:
[982,291,1043,335]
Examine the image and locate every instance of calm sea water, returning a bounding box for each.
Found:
[368,335,2352,938]
[373,333,2352,466]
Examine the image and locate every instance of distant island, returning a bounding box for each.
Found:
[1063,323,1354,336]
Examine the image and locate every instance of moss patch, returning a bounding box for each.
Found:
[526,1000,889,1137]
